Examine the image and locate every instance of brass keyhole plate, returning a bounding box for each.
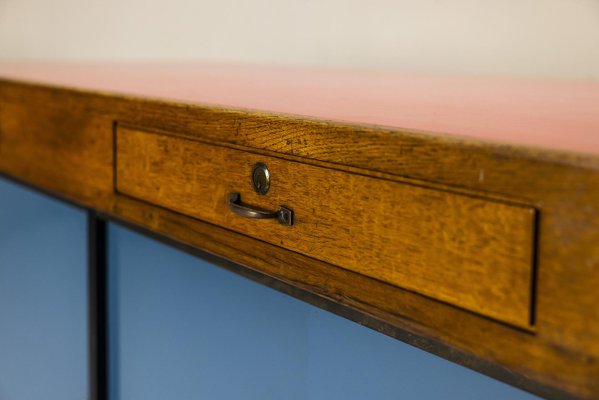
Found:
[252,163,270,195]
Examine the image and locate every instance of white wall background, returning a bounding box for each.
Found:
[1,0,598,80]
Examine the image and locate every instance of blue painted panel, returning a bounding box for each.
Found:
[109,224,539,400]
[0,178,87,400]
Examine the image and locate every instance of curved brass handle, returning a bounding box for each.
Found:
[227,193,293,226]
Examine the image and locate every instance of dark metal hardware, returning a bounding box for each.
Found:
[251,163,271,195]
[227,193,293,226]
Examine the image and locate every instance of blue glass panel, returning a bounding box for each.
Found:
[109,224,539,400]
[0,178,87,400]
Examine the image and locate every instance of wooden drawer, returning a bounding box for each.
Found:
[116,126,536,328]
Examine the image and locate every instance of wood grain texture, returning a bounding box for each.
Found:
[1,74,599,399]
[116,126,536,328]
[0,63,599,155]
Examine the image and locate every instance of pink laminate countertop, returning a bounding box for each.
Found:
[1,63,598,155]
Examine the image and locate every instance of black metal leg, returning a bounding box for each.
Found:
[88,211,108,400]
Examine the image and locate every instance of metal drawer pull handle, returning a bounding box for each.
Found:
[227,193,293,226]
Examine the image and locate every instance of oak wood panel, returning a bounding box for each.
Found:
[116,126,536,328]
[2,78,599,399]
[0,87,113,206]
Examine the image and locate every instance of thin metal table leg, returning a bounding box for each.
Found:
[88,211,108,400]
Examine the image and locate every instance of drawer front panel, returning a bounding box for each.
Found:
[116,127,536,328]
